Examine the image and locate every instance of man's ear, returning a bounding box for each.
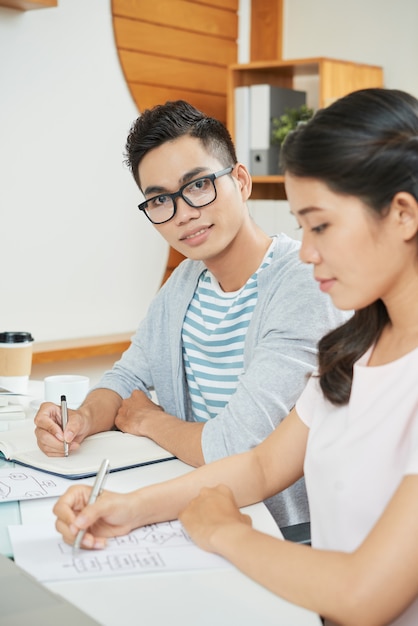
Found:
[234,163,252,200]
[391,192,418,242]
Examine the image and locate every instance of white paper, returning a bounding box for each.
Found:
[9,520,230,582]
[0,467,73,502]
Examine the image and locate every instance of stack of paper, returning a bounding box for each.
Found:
[0,395,26,421]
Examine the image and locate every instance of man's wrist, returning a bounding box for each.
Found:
[79,389,123,437]
[73,403,95,438]
[139,408,171,438]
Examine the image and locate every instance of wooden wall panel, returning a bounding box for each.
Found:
[111,0,238,122]
[120,50,227,95]
[113,17,237,67]
[191,0,237,9]
[129,84,226,123]
[113,0,237,38]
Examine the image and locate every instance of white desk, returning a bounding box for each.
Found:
[13,460,322,626]
[1,382,321,625]
[0,381,45,555]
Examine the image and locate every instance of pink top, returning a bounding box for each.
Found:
[296,345,418,626]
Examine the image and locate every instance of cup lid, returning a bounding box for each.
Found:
[0,331,34,343]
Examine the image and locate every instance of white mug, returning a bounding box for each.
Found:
[44,375,90,409]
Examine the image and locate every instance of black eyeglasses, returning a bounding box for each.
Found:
[138,166,234,224]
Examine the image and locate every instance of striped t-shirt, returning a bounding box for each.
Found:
[182,238,275,422]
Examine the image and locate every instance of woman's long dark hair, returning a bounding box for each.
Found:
[281,88,418,405]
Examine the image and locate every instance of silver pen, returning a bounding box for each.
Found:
[73,458,110,551]
[60,394,69,457]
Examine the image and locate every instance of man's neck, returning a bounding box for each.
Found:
[205,225,272,292]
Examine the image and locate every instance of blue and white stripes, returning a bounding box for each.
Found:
[182,240,275,422]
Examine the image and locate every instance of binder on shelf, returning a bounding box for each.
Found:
[249,85,306,176]
[234,85,251,169]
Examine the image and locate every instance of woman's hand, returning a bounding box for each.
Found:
[53,485,138,549]
[179,484,252,553]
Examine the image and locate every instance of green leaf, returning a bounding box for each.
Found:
[271,104,314,145]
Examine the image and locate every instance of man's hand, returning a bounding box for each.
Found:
[115,389,205,467]
[115,390,164,436]
[34,402,90,456]
[35,389,123,456]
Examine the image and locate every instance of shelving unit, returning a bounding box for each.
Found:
[32,333,132,364]
[227,57,384,200]
[0,0,56,8]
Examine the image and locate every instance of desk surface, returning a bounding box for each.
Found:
[12,461,321,626]
[1,388,321,626]
[49,565,319,626]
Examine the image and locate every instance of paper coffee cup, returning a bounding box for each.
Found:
[0,331,34,394]
[44,374,90,409]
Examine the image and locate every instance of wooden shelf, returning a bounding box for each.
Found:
[32,333,133,364]
[0,0,57,9]
[250,175,286,200]
[228,57,384,200]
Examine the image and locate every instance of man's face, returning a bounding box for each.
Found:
[137,135,248,263]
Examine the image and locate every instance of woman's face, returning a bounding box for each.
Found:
[285,174,411,311]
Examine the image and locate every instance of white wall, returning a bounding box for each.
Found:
[2,0,418,342]
[0,0,167,342]
[249,0,418,240]
[284,0,418,99]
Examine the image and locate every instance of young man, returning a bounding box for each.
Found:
[35,101,348,527]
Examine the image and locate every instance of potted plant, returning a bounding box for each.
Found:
[271,104,314,173]
[271,104,315,146]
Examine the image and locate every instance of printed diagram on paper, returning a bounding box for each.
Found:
[63,521,209,576]
[0,468,72,502]
[9,521,230,582]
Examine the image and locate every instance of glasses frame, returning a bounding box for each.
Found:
[138,166,234,224]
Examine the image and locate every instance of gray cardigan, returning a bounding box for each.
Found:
[97,234,349,526]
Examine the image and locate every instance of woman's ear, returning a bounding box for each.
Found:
[391,192,418,241]
[234,163,252,201]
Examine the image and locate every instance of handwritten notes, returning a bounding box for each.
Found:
[9,520,229,582]
[0,467,72,502]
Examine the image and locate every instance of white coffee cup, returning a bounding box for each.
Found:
[44,375,90,409]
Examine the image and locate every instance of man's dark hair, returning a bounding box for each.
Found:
[125,100,237,188]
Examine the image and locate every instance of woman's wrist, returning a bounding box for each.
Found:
[210,519,253,557]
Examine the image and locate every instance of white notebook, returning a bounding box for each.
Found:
[0,423,175,479]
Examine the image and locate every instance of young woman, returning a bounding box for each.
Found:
[54,89,418,626]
